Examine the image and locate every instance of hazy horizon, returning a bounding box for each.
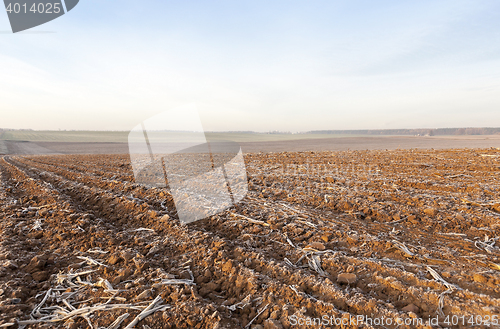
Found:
[2,126,500,134]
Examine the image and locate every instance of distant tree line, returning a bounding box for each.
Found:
[307,127,500,136]
[1,128,34,131]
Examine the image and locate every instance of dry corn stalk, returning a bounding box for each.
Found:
[19,303,153,325]
[244,303,269,329]
[474,235,497,254]
[231,213,269,226]
[426,266,460,291]
[392,240,415,257]
[159,278,195,286]
[76,256,108,267]
[124,296,169,329]
[437,289,452,317]
[306,254,327,276]
[107,313,130,329]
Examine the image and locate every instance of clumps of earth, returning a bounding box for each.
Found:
[0,148,499,328]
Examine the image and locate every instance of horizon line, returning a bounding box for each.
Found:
[1,127,500,134]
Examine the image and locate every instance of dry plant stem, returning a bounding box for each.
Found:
[392,240,415,257]
[437,289,453,317]
[426,266,460,291]
[76,256,108,267]
[18,303,148,325]
[232,213,270,226]
[159,278,195,286]
[124,296,169,329]
[107,313,130,329]
[31,288,52,318]
[133,228,155,232]
[244,303,269,329]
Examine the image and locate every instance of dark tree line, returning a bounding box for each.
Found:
[308,127,500,136]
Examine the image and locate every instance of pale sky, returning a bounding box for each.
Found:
[1,0,499,132]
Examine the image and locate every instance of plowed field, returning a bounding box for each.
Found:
[1,149,499,328]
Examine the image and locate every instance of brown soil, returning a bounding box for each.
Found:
[0,148,499,328]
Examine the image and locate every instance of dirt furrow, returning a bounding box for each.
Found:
[1,149,500,328]
[6,156,424,327]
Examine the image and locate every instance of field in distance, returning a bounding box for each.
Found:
[1,129,499,154]
[0,130,368,143]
